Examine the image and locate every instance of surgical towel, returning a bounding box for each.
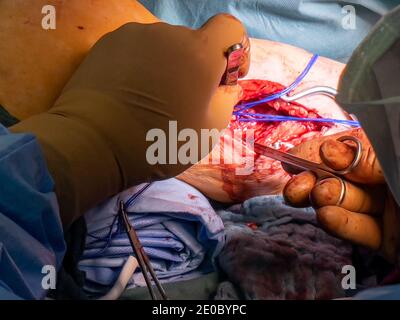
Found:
[215,196,353,300]
[79,178,224,295]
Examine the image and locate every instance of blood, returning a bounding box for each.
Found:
[231,79,328,149]
[246,222,258,230]
[219,79,331,202]
[188,193,198,200]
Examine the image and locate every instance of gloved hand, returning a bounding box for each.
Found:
[10,14,249,228]
[282,128,400,262]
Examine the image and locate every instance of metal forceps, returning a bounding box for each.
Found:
[254,135,363,205]
[221,36,250,86]
[222,43,244,85]
[280,86,360,125]
[118,201,168,300]
[280,86,338,102]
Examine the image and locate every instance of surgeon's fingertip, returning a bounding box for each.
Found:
[320,139,355,170]
[200,13,246,50]
[310,178,342,208]
[201,13,244,31]
[232,84,244,100]
[283,171,316,207]
[218,84,243,101]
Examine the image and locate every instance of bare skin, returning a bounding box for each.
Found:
[0,0,160,119]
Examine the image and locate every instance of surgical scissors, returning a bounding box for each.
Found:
[254,135,363,205]
[118,200,168,300]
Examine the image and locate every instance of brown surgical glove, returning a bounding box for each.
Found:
[10,14,249,228]
[282,128,400,262]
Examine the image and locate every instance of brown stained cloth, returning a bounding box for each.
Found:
[11,14,248,229]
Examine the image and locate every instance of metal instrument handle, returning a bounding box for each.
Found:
[119,201,168,300]
[254,135,362,177]
[281,86,338,102]
[222,43,244,86]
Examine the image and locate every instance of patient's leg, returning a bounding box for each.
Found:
[178,38,347,203]
[0,0,159,119]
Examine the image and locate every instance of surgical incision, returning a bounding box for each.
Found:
[178,79,332,203]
